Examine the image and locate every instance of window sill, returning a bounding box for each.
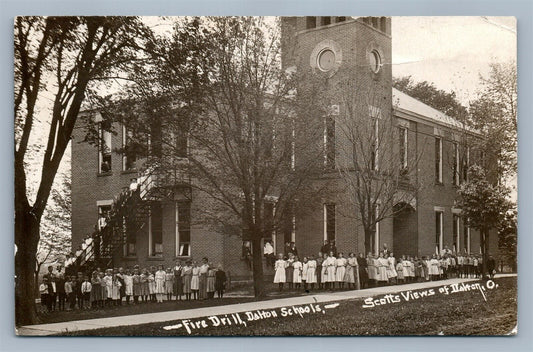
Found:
[121,169,138,175]
[174,255,191,260]
[97,172,113,177]
[147,256,165,261]
[434,181,444,186]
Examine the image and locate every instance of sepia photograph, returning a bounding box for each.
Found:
[14,15,517,336]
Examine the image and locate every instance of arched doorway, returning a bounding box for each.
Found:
[392,202,417,257]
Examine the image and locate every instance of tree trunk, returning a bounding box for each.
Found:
[15,207,41,326]
[364,228,372,255]
[250,233,265,298]
[482,228,489,278]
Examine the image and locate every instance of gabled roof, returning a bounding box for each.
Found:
[392,87,478,134]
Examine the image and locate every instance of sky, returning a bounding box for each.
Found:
[391,16,516,104]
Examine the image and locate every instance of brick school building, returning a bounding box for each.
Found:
[70,17,498,279]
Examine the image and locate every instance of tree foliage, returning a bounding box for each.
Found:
[469,62,517,181]
[393,76,468,120]
[458,165,511,232]
[498,209,517,271]
[457,165,512,275]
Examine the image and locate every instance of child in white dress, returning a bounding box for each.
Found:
[273,253,287,291]
[293,257,303,289]
[325,252,337,290]
[335,253,347,289]
[191,262,200,300]
[306,255,317,290]
[301,257,309,290]
[154,265,166,303]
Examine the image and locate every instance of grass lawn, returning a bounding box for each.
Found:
[60,277,517,336]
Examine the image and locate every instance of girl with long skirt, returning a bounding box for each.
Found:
[207,264,216,299]
[301,257,309,290]
[306,255,317,290]
[292,256,303,290]
[344,253,357,289]
[154,265,166,303]
[377,253,389,286]
[191,262,200,300]
[181,261,193,300]
[165,268,174,301]
[285,254,294,289]
[335,253,347,289]
[132,268,141,304]
[198,258,209,300]
[325,252,337,290]
[273,253,287,291]
[321,253,328,289]
[124,268,133,304]
[173,260,183,300]
[90,271,101,308]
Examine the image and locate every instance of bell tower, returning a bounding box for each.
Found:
[281,16,392,97]
[280,16,393,255]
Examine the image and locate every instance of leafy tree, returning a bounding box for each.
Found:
[498,209,517,272]
[92,17,326,298]
[457,165,512,277]
[469,62,517,182]
[393,76,468,120]
[14,16,151,325]
[35,173,72,292]
[182,17,325,297]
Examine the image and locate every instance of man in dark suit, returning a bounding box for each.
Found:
[320,240,330,255]
[487,255,497,279]
[43,266,57,311]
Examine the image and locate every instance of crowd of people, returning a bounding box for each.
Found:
[39,258,228,313]
[270,240,497,291]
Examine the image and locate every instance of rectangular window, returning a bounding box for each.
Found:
[453,143,459,185]
[463,222,471,254]
[149,202,163,257]
[98,122,112,173]
[462,146,470,182]
[371,118,379,171]
[176,201,191,257]
[321,16,331,26]
[435,211,443,253]
[324,116,335,169]
[97,205,112,230]
[122,125,136,171]
[324,203,336,243]
[173,129,188,159]
[399,127,407,170]
[453,215,460,253]
[435,137,442,183]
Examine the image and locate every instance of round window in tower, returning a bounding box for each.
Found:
[317,49,336,72]
[369,50,381,73]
